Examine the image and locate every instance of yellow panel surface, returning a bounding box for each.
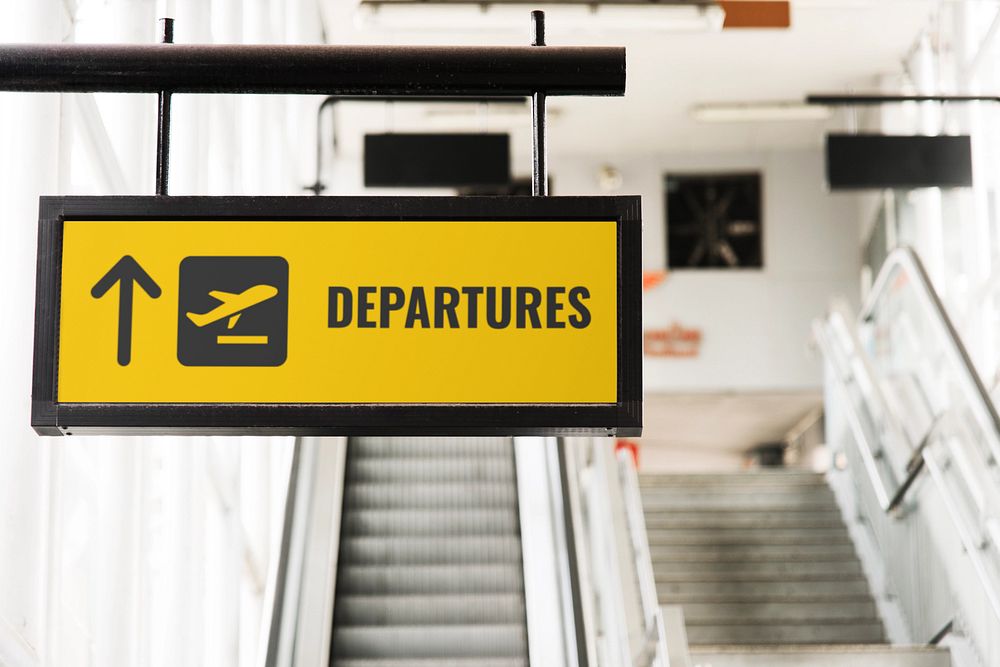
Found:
[57,220,617,404]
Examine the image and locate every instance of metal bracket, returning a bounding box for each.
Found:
[155,17,174,196]
[531,10,547,197]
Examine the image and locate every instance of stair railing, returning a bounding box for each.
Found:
[815,245,1000,627]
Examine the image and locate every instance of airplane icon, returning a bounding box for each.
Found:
[186,284,279,344]
[177,257,288,366]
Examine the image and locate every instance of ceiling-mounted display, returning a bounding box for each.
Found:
[364,133,510,188]
[825,134,973,190]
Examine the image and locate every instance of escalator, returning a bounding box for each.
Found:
[265,433,667,667]
[329,437,529,665]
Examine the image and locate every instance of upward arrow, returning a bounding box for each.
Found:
[91,255,162,366]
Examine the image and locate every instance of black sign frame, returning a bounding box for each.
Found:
[32,195,642,437]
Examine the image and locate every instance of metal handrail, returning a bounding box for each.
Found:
[815,245,1000,624]
[812,321,895,510]
[817,315,1000,623]
[862,246,1000,467]
[616,449,669,667]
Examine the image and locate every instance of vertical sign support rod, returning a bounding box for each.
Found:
[155,17,174,196]
[531,13,588,666]
[530,10,548,197]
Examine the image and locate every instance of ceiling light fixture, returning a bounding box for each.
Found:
[355,4,724,34]
[692,102,833,123]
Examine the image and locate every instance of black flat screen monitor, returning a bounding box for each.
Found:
[365,133,511,188]
[826,134,973,189]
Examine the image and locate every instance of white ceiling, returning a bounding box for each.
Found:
[320,0,937,157]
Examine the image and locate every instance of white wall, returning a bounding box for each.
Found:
[0,3,65,664]
[0,1,323,666]
[552,149,861,393]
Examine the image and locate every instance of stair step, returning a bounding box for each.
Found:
[643,511,845,529]
[338,565,524,595]
[342,509,519,536]
[351,437,512,458]
[644,471,886,648]
[689,646,950,667]
[641,472,826,487]
[642,494,833,514]
[344,483,517,510]
[657,579,873,602]
[641,479,830,491]
[650,543,859,560]
[334,661,527,667]
[682,600,878,624]
[652,559,863,578]
[332,625,527,659]
[340,537,522,565]
[686,623,884,645]
[335,595,525,626]
[647,527,851,546]
[348,459,515,483]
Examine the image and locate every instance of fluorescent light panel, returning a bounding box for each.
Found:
[692,102,833,122]
[355,3,724,33]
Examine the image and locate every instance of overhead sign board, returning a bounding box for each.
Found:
[32,196,641,436]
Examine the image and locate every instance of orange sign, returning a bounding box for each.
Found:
[644,323,702,358]
[718,1,791,29]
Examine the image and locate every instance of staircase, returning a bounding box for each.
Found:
[330,437,529,667]
[640,470,951,667]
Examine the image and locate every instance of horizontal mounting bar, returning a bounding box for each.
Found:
[808,93,1000,106]
[320,95,527,104]
[0,44,625,97]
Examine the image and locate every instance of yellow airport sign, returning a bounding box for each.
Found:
[32,196,642,436]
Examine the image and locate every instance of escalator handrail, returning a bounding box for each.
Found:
[862,245,1000,465]
[615,448,669,667]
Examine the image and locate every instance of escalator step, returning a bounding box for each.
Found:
[334,659,527,667]
[341,509,520,536]
[334,594,526,626]
[351,437,513,458]
[348,458,515,483]
[339,536,522,565]
[343,483,517,510]
[338,564,525,595]
[331,625,528,659]
[332,438,527,663]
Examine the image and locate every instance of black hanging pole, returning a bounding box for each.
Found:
[305,96,338,195]
[155,17,174,196]
[530,10,547,197]
[0,44,624,97]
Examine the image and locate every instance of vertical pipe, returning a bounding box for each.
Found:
[531,10,547,197]
[155,17,174,196]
